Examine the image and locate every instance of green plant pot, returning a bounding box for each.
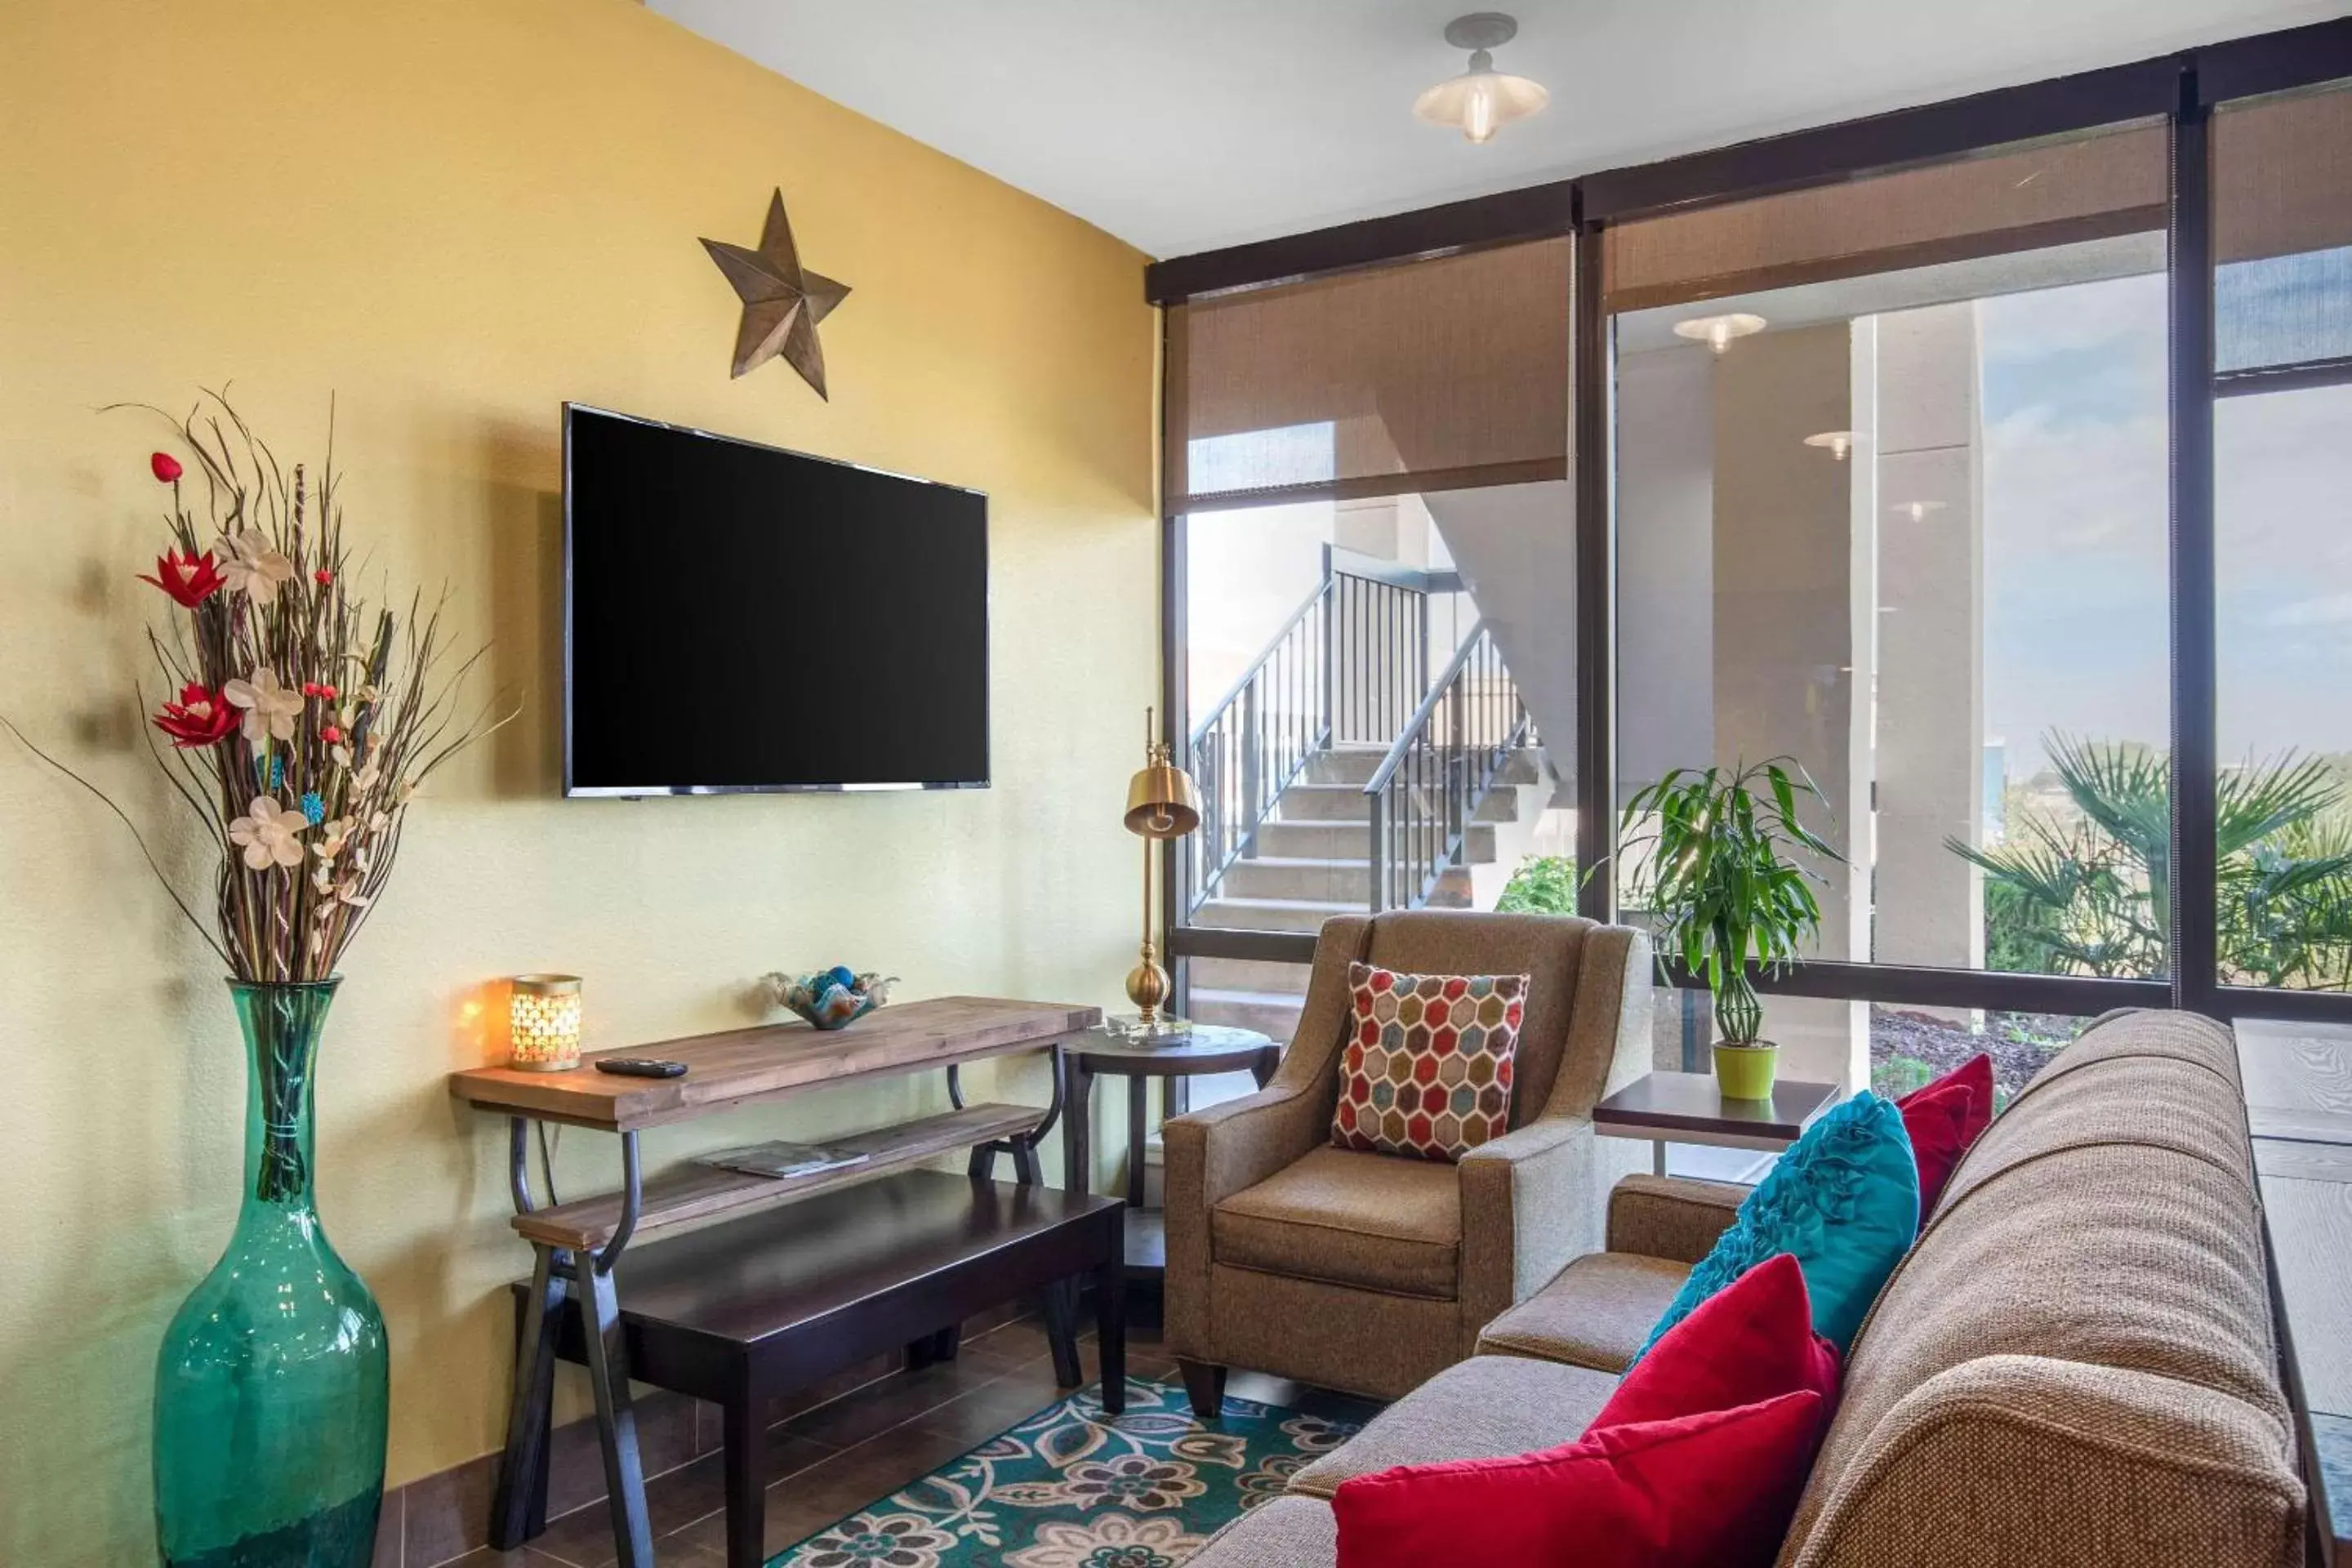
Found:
[1713,1041,1779,1102]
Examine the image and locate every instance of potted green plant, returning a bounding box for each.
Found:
[1618,759,1842,1100]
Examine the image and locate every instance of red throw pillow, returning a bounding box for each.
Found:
[1332,1391,1824,1568]
[1895,1054,1994,1218]
[1330,962,1526,1162]
[1597,1252,1841,1431]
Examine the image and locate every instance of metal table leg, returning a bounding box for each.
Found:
[488,1116,654,1566]
[581,1130,653,1566]
[489,1241,565,1548]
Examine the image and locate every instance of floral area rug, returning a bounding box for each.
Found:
[768,1379,1376,1568]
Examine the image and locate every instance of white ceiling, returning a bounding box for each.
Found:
[648,1,2340,260]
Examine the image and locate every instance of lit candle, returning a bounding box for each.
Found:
[508,975,582,1071]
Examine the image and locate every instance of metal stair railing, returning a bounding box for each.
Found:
[1362,621,1533,911]
[1185,546,1457,915]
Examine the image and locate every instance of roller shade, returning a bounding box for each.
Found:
[1165,238,1571,514]
[2215,82,2352,378]
[1602,120,2169,313]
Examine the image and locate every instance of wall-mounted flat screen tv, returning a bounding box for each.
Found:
[564,405,989,795]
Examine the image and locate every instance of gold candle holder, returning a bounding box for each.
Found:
[508,974,582,1071]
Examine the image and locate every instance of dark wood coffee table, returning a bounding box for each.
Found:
[527,1170,1124,1568]
[1592,1071,1842,1175]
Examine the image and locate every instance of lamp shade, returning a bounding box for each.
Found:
[508,974,582,1071]
[1125,749,1200,840]
[1413,60,1549,144]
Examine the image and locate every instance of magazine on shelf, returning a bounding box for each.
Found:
[697,1140,871,1180]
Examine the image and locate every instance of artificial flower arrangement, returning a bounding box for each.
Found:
[18,395,495,990]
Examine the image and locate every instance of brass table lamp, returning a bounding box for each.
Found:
[1117,706,1200,1040]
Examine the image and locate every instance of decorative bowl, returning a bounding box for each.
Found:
[764,967,897,1031]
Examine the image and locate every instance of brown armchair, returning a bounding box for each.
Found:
[1162,910,1654,1411]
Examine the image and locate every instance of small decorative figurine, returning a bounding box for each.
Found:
[764,967,897,1031]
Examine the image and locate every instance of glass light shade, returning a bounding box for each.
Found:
[1673,313,1768,353]
[1414,61,1548,144]
[508,974,582,1071]
[1804,430,1855,461]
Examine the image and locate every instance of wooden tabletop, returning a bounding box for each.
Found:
[1070,1023,1276,1076]
[1592,1071,1842,1151]
[448,995,1100,1132]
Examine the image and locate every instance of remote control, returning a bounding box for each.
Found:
[595,1058,689,1079]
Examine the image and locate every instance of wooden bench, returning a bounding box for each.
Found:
[523,1170,1125,1568]
[448,996,1102,1568]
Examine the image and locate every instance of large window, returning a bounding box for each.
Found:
[1606,122,2173,1084]
[1166,243,1576,948]
[2214,82,2352,996]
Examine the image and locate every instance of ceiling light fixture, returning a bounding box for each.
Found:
[1673,313,1767,354]
[1414,14,1549,145]
[1804,430,1855,461]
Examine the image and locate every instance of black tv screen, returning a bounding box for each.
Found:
[564,405,989,795]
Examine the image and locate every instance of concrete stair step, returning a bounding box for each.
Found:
[1301,746,1388,786]
[1187,956,1314,993]
[1187,987,1306,1040]
[1254,819,1498,863]
[1274,782,1372,823]
[1192,895,1360,933]
[1219,855,1371,903]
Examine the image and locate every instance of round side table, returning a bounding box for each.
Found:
[1061,1023,1279,1282]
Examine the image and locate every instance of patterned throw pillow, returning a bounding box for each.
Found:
[1330,961,1528,1163]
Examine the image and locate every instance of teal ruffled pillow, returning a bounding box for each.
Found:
[1637,1090,1919,1357]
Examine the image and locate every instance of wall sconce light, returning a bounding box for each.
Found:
[509,974,583,1071]
[1891,500,1947,523]
[1804,430,1855,461]
[1673,313,1767,354]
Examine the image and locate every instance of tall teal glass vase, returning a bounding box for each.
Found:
[153,979,389,1568]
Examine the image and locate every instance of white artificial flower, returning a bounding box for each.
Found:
[217,531,296,604]
[333,874,372,910]
[223,668,304,744]
[228,795,307,871]
[313,818,353,860]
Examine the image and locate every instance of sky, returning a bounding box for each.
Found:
[1980,258,2352,777]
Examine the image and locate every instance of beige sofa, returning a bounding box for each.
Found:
[1163,911,1653,1409]
[1187,1009,2309,1567]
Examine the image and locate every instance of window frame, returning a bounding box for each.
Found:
[1153,18,2352,1030]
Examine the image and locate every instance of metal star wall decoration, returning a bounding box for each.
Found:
[699,189,851,399]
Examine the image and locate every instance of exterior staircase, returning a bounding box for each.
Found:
[1174,548,1552,1063]
[1188,742,1558,1045]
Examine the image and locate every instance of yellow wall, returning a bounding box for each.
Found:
[0,3,1156,1560]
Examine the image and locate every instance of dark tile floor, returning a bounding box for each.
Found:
[433,1307,1312,1567]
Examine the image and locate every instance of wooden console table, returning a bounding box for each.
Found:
[448,995,1100,1568]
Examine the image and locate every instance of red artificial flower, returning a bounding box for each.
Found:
[137,547,226,608]
[154,684,238,749]
[321,724,343,745]
[151,452,183,483]
[318,684,337,702]
[314,568,334,585]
